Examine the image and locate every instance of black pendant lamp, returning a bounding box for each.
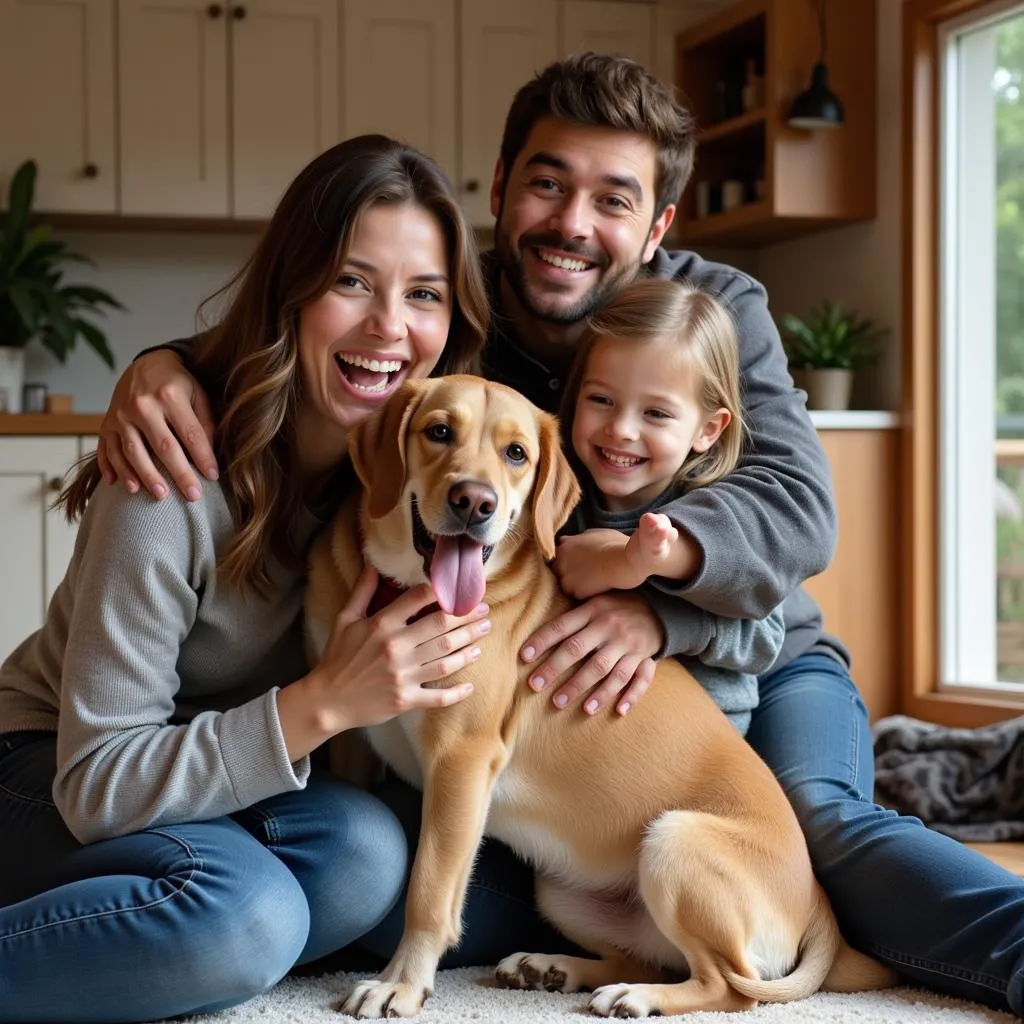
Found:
[788,0,845,130]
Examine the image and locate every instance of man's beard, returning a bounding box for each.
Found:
[494,219,645,326]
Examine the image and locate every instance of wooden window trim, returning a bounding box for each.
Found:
[902,0,1024,726]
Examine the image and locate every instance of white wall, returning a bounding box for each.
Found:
[751,0,903,411]
[32,224,757,415]
[22,0,899,414]
[23,229,257,412]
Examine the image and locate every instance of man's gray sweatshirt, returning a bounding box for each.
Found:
[564,486,785,734]
[483,248,849,674]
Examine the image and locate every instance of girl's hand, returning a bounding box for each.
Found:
[553,529,643,599]
[279,567,490,758]
[624,513,679,577]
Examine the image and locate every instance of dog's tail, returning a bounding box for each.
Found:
[722,886,896,1003]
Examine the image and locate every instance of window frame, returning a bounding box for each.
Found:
[903,0,1024,725]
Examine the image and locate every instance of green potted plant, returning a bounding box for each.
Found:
[779,301,887,411]
[0,159,122,412]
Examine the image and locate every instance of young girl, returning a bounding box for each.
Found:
[0,135,493,1024]
[555,277,784,732]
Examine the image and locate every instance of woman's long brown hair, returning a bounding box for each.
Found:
[58,136,490,597]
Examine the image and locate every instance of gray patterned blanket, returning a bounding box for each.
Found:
[872,714,1024,841]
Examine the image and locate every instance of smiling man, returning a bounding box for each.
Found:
[93,53,1024,1019]
[492,120,672,333]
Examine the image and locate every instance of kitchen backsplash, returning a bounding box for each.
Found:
[22,229,258,412]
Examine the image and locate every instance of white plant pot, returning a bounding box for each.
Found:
[0,346,25,413]
[793,368,854,411]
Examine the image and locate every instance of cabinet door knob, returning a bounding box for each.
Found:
[81,163,99,179]
[463,179,480,194]
[47,477,63,493]
[207,3,223,16]
[232,5,246,19]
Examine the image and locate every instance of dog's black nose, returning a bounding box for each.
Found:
[448,480,497,527]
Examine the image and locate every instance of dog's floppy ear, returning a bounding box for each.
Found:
[350,378,429,519]
[531,410,582,561]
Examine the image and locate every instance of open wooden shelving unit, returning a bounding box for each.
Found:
[674,0,877,248]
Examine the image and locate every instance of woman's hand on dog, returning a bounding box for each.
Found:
[519,592,662,717]
[278,567,488,758]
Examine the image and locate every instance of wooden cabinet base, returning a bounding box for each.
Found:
[803,429,899,722]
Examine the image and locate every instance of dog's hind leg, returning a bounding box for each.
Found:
[496,872,678,995]
[586,809,805,1017]
[496,952,669,994]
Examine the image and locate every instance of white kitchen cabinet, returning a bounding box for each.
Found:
[340,0,559,226]
[559,0,653,69]
[1,0,706,223]
[0,436,89,664]
[119,0,338,218]
[459,0,559,224]
[118,0,228,216]
[0,0,116,213]
[231,0,340,218]
[341,0,457,185]
[342,0,657,227]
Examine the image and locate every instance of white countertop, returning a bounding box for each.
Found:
[809,410,900,430]
[0,410,900,434]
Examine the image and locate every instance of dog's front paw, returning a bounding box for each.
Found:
[339,978,431,1018]
[495,952,578,993]
[588,983,658,1018]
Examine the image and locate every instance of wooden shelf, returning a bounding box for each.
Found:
[0,413,103,435]
[38,212,266,235]
[680,0,766,51]
[696,108,766,145]
[675,0,877,248]
[674,202,867,247]
[676,199,772,244]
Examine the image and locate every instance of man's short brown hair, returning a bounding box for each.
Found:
[499,52,696,220]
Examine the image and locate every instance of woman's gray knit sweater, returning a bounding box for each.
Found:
[0,479,327,844]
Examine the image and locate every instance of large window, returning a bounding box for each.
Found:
[940,3,1024,693]
[904,0,1024,725]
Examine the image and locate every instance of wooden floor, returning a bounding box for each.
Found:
[965,841,1024,876]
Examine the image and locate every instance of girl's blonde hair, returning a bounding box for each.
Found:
[57,135,490,597]
[561,277,744,491]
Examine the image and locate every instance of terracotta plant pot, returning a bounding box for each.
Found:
[792,368,854,411]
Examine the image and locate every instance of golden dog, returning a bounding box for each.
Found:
[305,375,895,1019]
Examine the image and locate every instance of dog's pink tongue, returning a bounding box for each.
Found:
[431,535,486,615]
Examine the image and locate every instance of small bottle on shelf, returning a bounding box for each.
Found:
[741,58,764,112]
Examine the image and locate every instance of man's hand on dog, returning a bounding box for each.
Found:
[97,348,218,502]
[520,591,661,717]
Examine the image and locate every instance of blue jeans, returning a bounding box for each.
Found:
[0,732,408,1023]
[365,653,1024,1017]
[749,653,1024,1016]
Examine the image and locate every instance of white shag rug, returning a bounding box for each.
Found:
[173,967,1018,1024]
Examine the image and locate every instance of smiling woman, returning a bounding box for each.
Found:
[0,134,495,1024]
[294,201,454,474]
